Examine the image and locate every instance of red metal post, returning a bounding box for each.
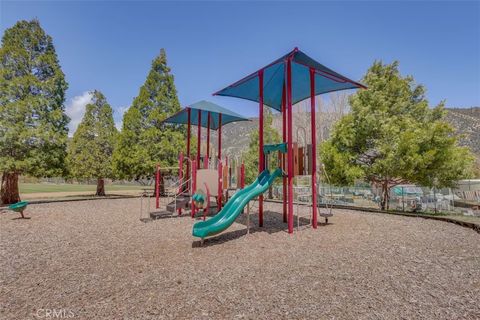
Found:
[229,164,232,188]
[217,114,223,211]
[178,152,183,191]
[241,162,245,189]
[224,155,230,188]
[218,159,222,211]
[287,58,294,234]
[178,152,184,215]
[155,163,160,209]
[206,112,211,168]
[203,183,210,221]
[258,69,264,227]
[186,108,191,191]
[218,114,222,162]
[282,82,287,223]
[191,160,197,218]
[197,110,202,168]
[310,68,318,228]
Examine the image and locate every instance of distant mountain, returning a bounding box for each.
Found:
[221,107,480,163]
[445,107,480,155]
[220,119,258,157]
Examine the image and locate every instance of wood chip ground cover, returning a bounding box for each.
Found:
[1,199,479,319]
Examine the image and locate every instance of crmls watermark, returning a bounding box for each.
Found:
[35,308,75,318]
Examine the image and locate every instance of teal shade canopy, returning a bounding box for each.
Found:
[162,100,249,130]
[214,48,366,111]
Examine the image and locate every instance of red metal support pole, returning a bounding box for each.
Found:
[218,114,222,163]
[287,58,294,234]
[229,163,232,188]
[224,155,229,192]
[206,112,211,168]
[216,114,223,211]
[218,159,222,211]
[310,68,318,228]
[282,82,287,223]
[203,183,210,221]
[191,160,197,218]
[186,108,191,191]
[155,164,160,209]
[178,152,183,191]
[197,110,202,168]
[178,152,184,215]
[258,69,264,227]
[240,162,245,189]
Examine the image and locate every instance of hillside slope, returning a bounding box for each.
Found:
[221,108,480,162]
[445,107,479,155]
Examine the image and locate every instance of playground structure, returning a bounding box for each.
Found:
[213,47,365,234]
[192,142,286,240]
[223,154,246,200]
[153,101,249,220]
[150,48,366,241]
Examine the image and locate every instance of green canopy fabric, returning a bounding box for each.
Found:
[162,100,249,130]
[213,48,366,111]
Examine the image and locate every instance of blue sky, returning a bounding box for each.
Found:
[1,1,479,133]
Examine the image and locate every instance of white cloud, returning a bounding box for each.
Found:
[66,91,93,136]
[114,106,129,131]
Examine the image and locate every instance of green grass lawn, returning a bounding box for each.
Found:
[19,183,146,194]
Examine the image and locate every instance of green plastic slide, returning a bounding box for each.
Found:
[192,168,282,239]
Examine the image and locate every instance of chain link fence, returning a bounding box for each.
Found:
[271,177,480,217]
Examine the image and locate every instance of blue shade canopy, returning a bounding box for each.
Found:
[162,100,249,130]
[213,48,366,111]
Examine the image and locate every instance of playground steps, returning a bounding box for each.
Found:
[166,195,191,213]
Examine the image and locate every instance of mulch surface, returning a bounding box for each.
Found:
[1,199,479,319]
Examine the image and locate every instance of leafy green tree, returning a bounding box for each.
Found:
[113,49,184,191]
[0,19,69,204]
[320,61,474,210]
[243,108,281,184]
[66,90,117,196]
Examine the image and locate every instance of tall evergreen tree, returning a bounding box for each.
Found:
[320,61,474,210]
[113,49,184,188]
[0,19,69,204]
[67,90,117,196]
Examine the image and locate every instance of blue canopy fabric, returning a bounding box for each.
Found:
[162,100,249,130]
[213,48,366,111]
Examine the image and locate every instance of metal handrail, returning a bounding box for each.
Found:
[158,176,192,206]
[171,177,192,214]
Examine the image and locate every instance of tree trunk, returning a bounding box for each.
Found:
[159,174,165,195]
[96,178,105,196]
[380,181,390,210]
[1,172,20,205]
[154,174,166,196]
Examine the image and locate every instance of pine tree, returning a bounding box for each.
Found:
[113,49,184,189]
[66,90,117,196]
[320,61,474,210]
[0,19,69,204]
